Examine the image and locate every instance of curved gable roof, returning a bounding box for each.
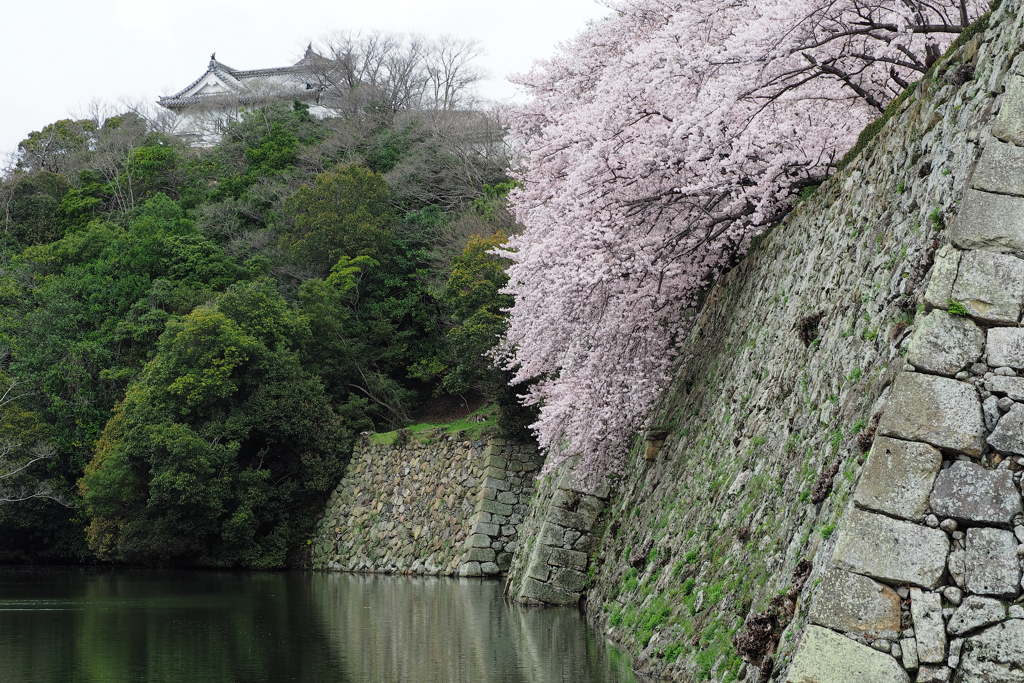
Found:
[159,49,326,111]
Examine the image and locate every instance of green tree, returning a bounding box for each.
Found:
[298,255,423,430]
[3,172,70,247]
[284,166,396,278]
[411,230,537,438]
[3,195,245,508]
[436,231,513,394]
[80,280,348,568]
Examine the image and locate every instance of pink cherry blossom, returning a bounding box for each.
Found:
[497,0,982,482]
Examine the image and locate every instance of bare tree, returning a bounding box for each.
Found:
[308,31,486,121]
[91,113,151,213]
[0,151,20,238]
[15,118,96,175]
[424,35,486,111]
[383,106,511,209]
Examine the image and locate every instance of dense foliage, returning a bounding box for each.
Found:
[0,99,526,567]
[498,0,986,482]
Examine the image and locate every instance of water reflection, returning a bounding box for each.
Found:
[0,568,634,683]
[312,574,635,682]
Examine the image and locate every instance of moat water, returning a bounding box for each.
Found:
[0,568,636,683]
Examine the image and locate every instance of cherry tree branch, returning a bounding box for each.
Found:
[802,53,887,112]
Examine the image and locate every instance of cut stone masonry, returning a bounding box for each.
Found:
[787,48,1024,681]
[508,467,610,606]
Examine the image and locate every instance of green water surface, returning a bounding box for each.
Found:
[0,568,635,683]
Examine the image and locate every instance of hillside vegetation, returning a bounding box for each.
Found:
[0,102,530,567]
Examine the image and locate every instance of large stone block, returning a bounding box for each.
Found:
[464,533,492,549]
[482,467,506,481]
[950,250,1024,324]
[808,568,902,636]
[557,470,610,499]
[951,189,1024,254]
[551,568,588,592]
[527,556,551,582]
[496,552,512,571]
[965,527,1022,599]
[854,436,942,522]
[910,588,947,664]
[929,460,1023,527]
[458,561,482,577]
[578,495,606,519]
[545,505,596,532]
[537,521,565,546]
[547,547,588,572]
[972,139,1024,196]
[475,499,513,516]
[988,327,1024,371]
[484,455,507,470]
[992,74,1024,146]
[876,373,986,456]
[784,625,910,683]
[948,596,1008,636]
[519,577,580,606]
[924,245,961,310]
[832,509,949,589]
[907,310,986,376]
[482,476,510,492]
[988,403,1024,456]
[462,547,496,563]
[470,522,500,537]
[957,620,1024,683]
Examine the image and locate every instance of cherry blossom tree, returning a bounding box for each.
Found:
[498,0,984,481]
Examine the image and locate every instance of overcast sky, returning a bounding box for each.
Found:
[0,0,610,157]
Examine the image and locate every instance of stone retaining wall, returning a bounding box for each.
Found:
[505,464,610,606]
[506,3,1024,681]
[312,434,542,577]
[785,28,1024,682]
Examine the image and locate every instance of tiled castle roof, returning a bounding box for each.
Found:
[158,46,326,111]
